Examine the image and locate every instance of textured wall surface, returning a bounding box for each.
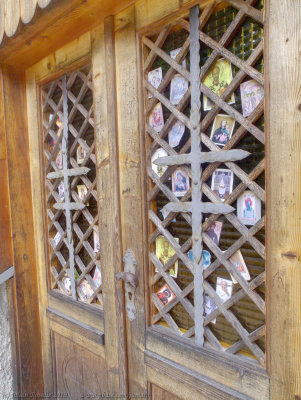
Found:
[0,282,14,397]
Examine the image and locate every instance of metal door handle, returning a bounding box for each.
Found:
[115,249,138,321]
[115,271,138,289]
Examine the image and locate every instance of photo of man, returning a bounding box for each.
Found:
[203,58,235,111]
[156,236,179,277]
[206,221,223,246]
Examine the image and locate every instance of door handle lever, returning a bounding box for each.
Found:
[115,271,138,289]
[115,249,138,321]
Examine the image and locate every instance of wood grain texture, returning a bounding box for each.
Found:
[52,331,107,397]
[91,23,127,393]
[3,67,44,393]
[114,5,148,394]
[0,0,134,69]
[268,0,301,398]
[26,66,54,392]
[151,383,181,400]
[0,71,13,273]
[46,307,104,345]
[146,325,269,399]
[4,0,20,37]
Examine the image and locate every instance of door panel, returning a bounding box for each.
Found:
[51,331,107,397]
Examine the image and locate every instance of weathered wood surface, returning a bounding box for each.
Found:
[3,67,44,393]
[268,0,301,398]
[92,21,128,394]
[114,5,148,394]
[0,72,13,273]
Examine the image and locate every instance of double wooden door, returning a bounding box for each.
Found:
[26,2,269,399]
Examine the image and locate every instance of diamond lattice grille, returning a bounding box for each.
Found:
[142,0,265,365]
[41,65,103,307]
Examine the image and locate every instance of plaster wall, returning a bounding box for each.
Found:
[0,282,14,398]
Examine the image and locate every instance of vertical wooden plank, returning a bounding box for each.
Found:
[91,24,127,393]
[268,0,301,398]
[4,0,20,37]
[2,67,44,394]
[114,5,147,394]
[20,0,37,24]
[26,67,53,392]
[0,70,13,274]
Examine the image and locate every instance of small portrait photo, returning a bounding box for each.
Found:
[93,228,100,254]
[148,67,163,98]
[188,249,211,269]
[78,280,94,302]
[170,48,186,69]
[77,144,86,165]
[58,181,65,201]
[168,120,185,147]
[93,266,102,288]
[240,79,264,117]
[62,275,71,295]
[229,250,250,284]
[237,190,261,226]
[149,102,164,133]
[172,169,190,197]
[56,150,63,169]
[210,114,235,147]
[204,294,217,324]
[151,147,168,178]
[206,221,223,246]
[211,169,234,202]
[156,236,178,278]
[170,74,189,105]
[216,277,233,303]
[203,58,235,111]
[77,185,89,206]
[156,283,176,306]
[48,137,56,153]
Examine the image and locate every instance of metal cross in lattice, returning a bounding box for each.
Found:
[46,75,90,300]
[153,6,250,346]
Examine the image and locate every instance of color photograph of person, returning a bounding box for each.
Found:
[211,169,234,202]
[168,120,185,147]
[188,249,211,269]
[172,169,190,197]
[203,58,235,111]
[240,79,264,117]
[77,144,86,165]
[204,294,217,323]
[229,250,250,283]
[206,220,223,246]
[148,67,163,98]
[210,114,235,147]
[237,190,261,226]
[216,277,233,303]
[151,147,168,178]
[156,283,176,306]
[156,236,179,278]
[149,102,164,132]
[170,74,188,105]
[77,184,89,206]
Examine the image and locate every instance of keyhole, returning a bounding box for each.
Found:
[128,292,132,300]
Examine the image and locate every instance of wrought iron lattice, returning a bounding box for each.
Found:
[41,65,103,307]
[142,0,265,366]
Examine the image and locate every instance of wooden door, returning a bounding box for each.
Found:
[115,1,270,399]
[26,29,128,397]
